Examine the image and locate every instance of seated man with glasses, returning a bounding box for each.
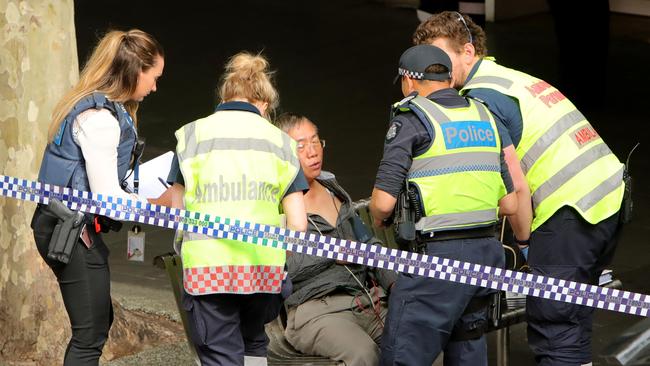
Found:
[274,113,397,366]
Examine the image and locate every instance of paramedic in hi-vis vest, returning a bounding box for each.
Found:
[171,52,308,366]
[370,44,524,366]
[414,11,626,366]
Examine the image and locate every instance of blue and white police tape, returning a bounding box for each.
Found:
[2,174,649,317]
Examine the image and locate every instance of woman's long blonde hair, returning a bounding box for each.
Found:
[48,29,164,141]
[218,52,279,118]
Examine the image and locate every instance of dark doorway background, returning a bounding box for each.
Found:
[74,0,420,200]
[73,1,650,200]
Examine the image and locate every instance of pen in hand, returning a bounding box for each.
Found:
[158,177,170,189]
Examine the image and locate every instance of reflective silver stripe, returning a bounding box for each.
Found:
[465,76,514,90]
[532,143,614,209]
[411,96,451,123]
[185,232,212,242]
[472,99,491,123]
[178,123,197,161]
[520,110,586,174]
[575,166,624,212]
[179,136,299,169]
[410,151,499,173]
[281,132,298,167]
[415,209,497,231]
[281,132,292,154]
[279,131,300,198]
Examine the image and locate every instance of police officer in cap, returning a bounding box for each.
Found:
[370,44,528,365]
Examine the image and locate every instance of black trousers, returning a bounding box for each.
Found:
[527,206,620,366]
[380,236,505,366]
[32,207,113,366]
[182,291,283,366]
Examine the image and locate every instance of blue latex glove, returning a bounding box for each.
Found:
[520,246,529,261]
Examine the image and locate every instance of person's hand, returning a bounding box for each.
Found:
[147,185,175,206]
[374,217,393,228]
[514,236,530,261]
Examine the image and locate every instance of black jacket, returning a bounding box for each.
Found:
[285,171,397,307]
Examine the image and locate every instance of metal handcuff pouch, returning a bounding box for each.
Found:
[43,198,85,264]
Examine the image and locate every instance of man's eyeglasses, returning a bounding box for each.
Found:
[296,139,326,152]
[456,12,473,45]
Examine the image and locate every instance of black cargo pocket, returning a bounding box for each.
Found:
[182,293,208,346]
[387,294,414,348]
[527,265,580,323]
[84,233,109,267]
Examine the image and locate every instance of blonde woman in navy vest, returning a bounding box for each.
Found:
[32,29,164,365]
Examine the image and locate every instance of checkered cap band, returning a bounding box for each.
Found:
[399,68,425,80]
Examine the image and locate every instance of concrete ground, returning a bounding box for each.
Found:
[74,1,650,365]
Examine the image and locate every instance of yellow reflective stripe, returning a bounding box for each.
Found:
[183,233,286,266]
[532,143,614,208]
[576,166,624,212]
[465,75,514,89]
[415,208,497,231]
[520,110,587,174]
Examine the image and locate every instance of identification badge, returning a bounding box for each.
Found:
[79,224,93,249]
[127,225,145,262]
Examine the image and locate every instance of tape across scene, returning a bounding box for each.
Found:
[2,174,648,318]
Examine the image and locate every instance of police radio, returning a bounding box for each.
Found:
[394,180,420,251]
[620,142,639,225]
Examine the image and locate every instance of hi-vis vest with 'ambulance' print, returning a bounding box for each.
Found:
[462,58,624,231]
[175,109,300,295]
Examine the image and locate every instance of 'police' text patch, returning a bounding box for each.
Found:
[442,121,496,149]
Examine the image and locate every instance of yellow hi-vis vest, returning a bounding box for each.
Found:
[461,58,624,231]
[397,95,506,233]
[175,109,300,295]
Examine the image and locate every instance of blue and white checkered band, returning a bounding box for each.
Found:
[3,173,649,317]
[398,68,425,80]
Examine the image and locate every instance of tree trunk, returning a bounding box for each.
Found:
[0,2,184,364]
[0,0,79,363]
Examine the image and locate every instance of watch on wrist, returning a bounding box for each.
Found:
[514,236,530,247]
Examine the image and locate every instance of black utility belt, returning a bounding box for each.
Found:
[418,225,496,242]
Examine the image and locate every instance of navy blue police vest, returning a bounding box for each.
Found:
[38,93,137,192]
